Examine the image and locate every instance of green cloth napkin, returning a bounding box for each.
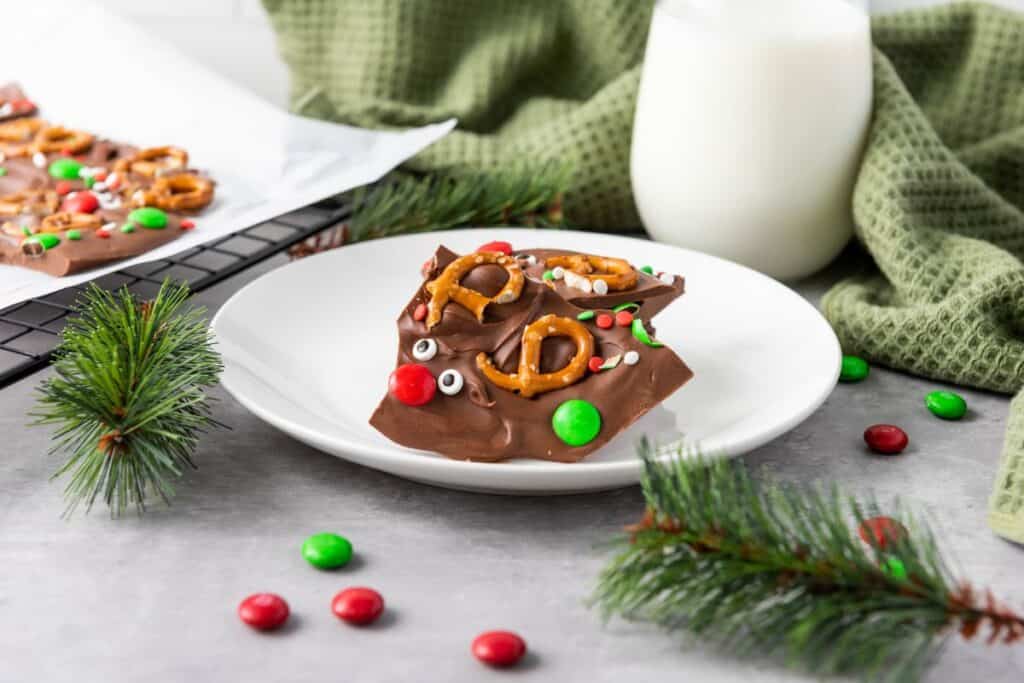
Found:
[263,1,1024,542]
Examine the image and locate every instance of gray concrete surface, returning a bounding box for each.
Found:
[1,252,1022,683]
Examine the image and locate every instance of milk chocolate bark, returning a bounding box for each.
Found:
[0,84,214,276]
[370,245,693,462]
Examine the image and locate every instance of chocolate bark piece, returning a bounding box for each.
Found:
[370,245,693,463]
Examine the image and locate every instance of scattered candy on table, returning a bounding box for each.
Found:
[839,355,869,383]
[858,516,906,550]
[551,399,601,446]
[238,593,290,631]
[331,587,385,625]
[302,532,353,570]
[925,390,967,420]
[863,424,908,455]
[472,630,527,668]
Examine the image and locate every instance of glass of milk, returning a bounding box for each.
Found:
[631,0,872,280]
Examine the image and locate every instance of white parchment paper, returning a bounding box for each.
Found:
[0,0,455,310]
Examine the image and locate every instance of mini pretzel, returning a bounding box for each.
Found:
[545,253,638,291]
[477,314,594,398]
[131,172,214,211]
[114,146,188,178]
[32,125,94,155]
[0,117,44,155]
[424,252,524,329]
[0,189,59,216]
[38,212,103,234]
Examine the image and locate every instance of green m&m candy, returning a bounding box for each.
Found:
[302,532,353,570]
[640,265,654,275]
[551,399,601,447]
[23,233,60,250]
[839,355,869,383]
[48,158,82,180]
[127,207,168,230]
[925,390,967,420]
[66,230,81,241]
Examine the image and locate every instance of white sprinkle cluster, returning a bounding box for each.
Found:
[563,270,592,293]
[98,193,121,210]
[623,350,640,366]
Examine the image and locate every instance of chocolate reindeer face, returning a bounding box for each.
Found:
[369,244,693,463]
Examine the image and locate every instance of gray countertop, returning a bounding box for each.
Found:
[2,251,1022,683]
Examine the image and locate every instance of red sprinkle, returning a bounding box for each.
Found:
[595,313,614,330]
[61,191,99,214]
[588,356,604,373]
[96,230,111,239]
[93,171,107,182]
[864,424,908,455]
[858,516,906,550]
[615,311,634,327]
[413,303,428,321]
[476,240,513,256]
[61,147,73,157]
[55,181,73,196]
[421,258,434,279]
[472,631,527,668]
[331,587,385,626]
[388,363,436,406]
[238,593,290,631]
[179,219,195,230]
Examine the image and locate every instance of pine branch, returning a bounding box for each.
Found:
[33,280,223,517]
[594,440,1024,682]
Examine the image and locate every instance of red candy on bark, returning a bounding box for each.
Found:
[595,313,614,329]
[238,593,290,631]
[476,240,513,256]
[331,587,385,625]
[179,219,195,230]
[388,363,436,406]
[588,356,604,373]
[864,424,908,454]
[413,303,428,322]
[61,191,99,214]
[55,181,73,196]
[615,311,634,327]
[472,630,527,667]
[858,516,906,550]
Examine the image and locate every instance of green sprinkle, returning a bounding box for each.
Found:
[84,176,95,189]
[839,355,869,383]
[640,265,654,275]
[66,230,81,241]
[612,302,640,313]
[925,390,967,420]
[0,167,7,177]
[576,310,596,321]
[23,233,60,250]
[120,223,136,234]
[21,225,31,236]
[542,270,555,281]
[599,354,622,370]
[631,318,664,348]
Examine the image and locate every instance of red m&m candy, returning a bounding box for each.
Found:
[238,593,290,631]
[331,587,385,625]
[388,363,436,406]
[55,181,73,196]
[588,356,604,373]
[595,313,614,329]
[864,424,908,454]
[472,630,527,667]
[476,240,513,255]
[615,311,634,327]
[61,191,99,214]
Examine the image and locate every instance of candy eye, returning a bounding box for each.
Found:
[412,338,438,361]
[438,369,464,395]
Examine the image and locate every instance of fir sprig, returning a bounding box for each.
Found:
[594,440,1024,682]
[33,281,223,517]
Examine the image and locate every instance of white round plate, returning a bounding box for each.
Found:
[212,229,839,494]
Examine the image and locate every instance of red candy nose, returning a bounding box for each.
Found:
[388,363,436,406]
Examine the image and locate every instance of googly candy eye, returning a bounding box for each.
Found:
[438,369,464,395]
[412,338,438,361]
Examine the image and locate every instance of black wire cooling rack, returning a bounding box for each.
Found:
[0,196,351,388]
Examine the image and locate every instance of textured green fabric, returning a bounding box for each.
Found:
[264,1,1024,541]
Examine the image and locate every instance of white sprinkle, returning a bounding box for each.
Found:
[563,270,592,293]
[593,279,609,295]
[659,272,675,285]
[101,222,116,232]
[131,189,145,205]
[624,351,640,366]
[32,152,46,168]
[66,191,78,200]
[552,266,564,280]
[0,103,11,117]
[108,172,120,184]
[92,182,107,192]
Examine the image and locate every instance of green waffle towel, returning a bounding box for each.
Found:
[263,1,1024,542]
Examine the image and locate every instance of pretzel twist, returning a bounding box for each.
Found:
[114,146,188,178]
[0,117,44,156]
[545,253,638,291]
[131,172,214,212]
[39,212,103,234]
[424,252,524,329]
[0,189,59,216]
[476,314,594,398]
[32,125,94,155]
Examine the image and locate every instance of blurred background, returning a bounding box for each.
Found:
[94,0,1024,108]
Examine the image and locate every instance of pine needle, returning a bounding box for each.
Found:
[33,280,223,517]
[593,439,1024,682]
